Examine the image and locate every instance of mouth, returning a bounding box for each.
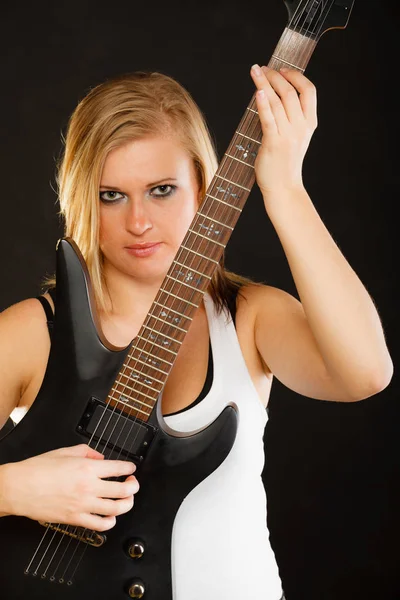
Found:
[125,242,161,249]
[125,242,162,257]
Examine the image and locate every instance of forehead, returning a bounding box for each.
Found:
[101,135,194,184]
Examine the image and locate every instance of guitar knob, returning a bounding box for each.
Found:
[127,579,146,598]
[126,539,145,559]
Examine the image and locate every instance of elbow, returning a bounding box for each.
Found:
[351,360,394,402]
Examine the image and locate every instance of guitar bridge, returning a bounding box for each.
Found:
[38,521,106,547]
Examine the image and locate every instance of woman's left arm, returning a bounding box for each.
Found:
[249,64,393,401]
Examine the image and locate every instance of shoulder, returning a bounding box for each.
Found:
[235,282,296,317]
[0,296,53,404]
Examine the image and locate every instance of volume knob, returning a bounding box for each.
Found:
[127,579,145,598]
[127,539,145,559]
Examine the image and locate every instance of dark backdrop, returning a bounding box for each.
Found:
[0,1,398,598]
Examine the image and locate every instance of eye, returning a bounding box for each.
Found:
[150,184,176,198]
[99,190,125,203]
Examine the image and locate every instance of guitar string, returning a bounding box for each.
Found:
[29,0,330,580]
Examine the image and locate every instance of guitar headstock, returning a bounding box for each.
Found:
[283,0,355,41]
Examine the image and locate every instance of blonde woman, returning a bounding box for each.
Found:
[0,67,393,599]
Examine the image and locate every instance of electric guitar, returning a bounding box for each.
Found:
[0,2,355,598]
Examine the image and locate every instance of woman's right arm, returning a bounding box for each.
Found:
[0,299,139,529]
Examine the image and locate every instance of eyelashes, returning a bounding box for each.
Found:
[99,184,177,204]
[99,190,125,203]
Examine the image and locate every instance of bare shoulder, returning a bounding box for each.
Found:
[0,296,52,427]
[235,282,294,317]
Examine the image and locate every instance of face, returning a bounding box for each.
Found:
[99,135,202,284]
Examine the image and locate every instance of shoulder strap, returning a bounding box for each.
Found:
[48,287,56,304]
[35,295,54,339]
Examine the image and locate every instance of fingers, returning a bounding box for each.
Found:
[98,475,140,499]
[250,64,317,129]
[96,458,136,479]
[279,68,318,127]
[53,444,104,459]
[91,495,135,518]
[77,513,117,532]
[251,64,283,135]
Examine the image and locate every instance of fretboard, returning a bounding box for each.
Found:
[109,26,317,422]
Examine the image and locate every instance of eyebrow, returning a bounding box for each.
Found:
[100,178,178,190]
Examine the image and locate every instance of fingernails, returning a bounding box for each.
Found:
[251,64,262,77]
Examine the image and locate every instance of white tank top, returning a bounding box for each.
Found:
[162,291,283,599]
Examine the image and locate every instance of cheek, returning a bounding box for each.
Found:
[176,196,198,226]
[99,208,118,248]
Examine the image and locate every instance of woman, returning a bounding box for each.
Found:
[0,65,393,599]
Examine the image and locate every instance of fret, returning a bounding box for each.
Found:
[123,359,169,376]
[224,153,255,169]
[154,301,193,321]
[180,245,219,264]
[110,388,154,410]
[246,107,258,115]
[214,175,251,193]
[196,212,234,230]
[270,28,316,73]
[116,373,162,394]
[271,54,304,71]
[218,154,256,192]
[235,131,261,145]
[122,362,166,383]
[188,228,225,247]
[109,392,152,414]
[149,313,188,332]
[174,259,212,279]
[235,110,262,147]
[166,274,203,292]
[130,347,173,366]
[159,287,199,307]
[111,385,156,403]
[142,323,183,345]
[137,335,178,355]
[206,193,242,212]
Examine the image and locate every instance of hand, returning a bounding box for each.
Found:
[2,444,139,531]
[250,64,318,198]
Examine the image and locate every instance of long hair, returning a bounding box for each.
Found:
[42,71,261,314]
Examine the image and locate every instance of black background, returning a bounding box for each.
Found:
[0,0,399,598]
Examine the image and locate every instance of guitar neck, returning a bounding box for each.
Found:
[110,0,354,420]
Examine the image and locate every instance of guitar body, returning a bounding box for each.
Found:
[0,239,238,599]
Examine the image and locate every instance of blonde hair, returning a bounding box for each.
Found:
[43,71,261,314]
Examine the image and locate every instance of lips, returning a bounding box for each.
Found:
[125,242,162,257]
[125,243,160,249]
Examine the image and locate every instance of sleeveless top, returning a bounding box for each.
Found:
[36,287,284,599]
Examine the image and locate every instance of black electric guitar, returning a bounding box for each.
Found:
[0,2,354,598]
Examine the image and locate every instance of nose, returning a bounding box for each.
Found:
[125,198,153,236]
